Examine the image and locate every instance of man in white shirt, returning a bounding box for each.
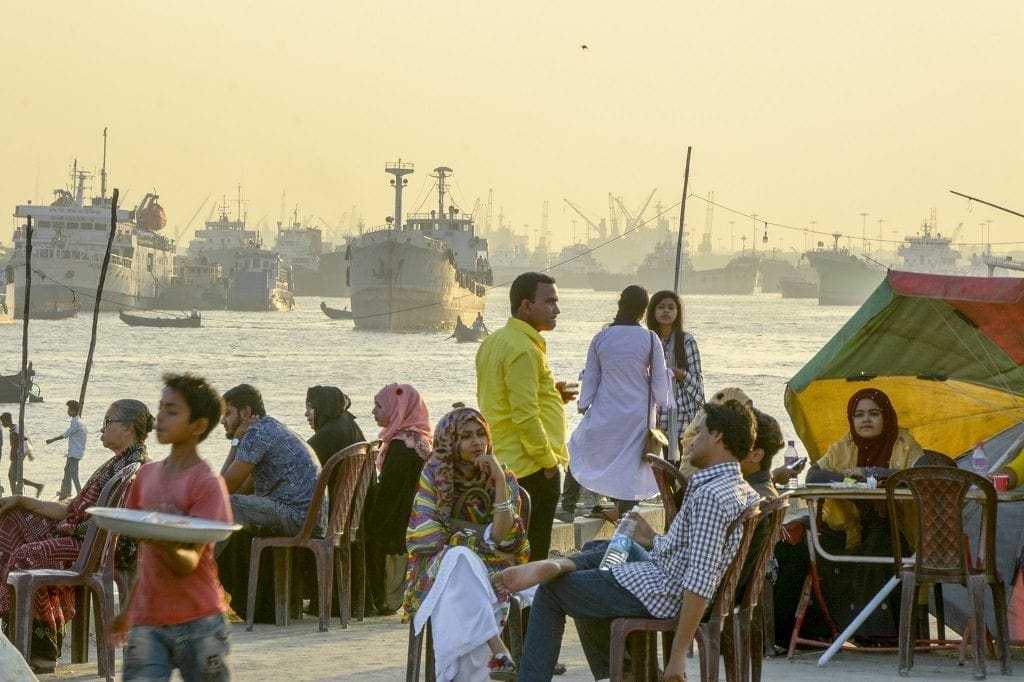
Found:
[46,399,87,500]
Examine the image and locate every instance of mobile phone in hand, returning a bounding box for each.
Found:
[786,456,808,471]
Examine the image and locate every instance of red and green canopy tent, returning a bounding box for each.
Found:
[786,270,1024,462]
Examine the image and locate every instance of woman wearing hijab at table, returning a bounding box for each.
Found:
[364,382,432,615]
[773,387,924,647]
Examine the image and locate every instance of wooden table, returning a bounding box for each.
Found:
[789,484,1024,666]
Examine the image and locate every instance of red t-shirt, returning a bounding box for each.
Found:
[125,459,232,626]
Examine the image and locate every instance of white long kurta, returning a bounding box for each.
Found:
[568,324,671,500]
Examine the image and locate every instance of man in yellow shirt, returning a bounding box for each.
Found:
[477,272,577,563]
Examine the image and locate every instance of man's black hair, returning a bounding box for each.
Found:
[509,272,556,315]
[222,383,266,418]
[163,373,224,441]
[752,407,784,472]
[703,399,756,461]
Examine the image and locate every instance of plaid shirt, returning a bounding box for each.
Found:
[657,331,704,431]
[611,461,758,618]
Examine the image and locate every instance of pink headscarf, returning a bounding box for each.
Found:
[375,382,433,470]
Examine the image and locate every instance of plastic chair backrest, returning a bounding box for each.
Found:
[885,466,998,582]
[75,461,142,575]
[294,441,369,540]
[347,440,379,538]
[518,486,531,533]
[706,501,761,625]
[643,453,687,526]
[736,493,790,611]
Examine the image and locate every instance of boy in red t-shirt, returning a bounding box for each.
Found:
[112,373,233,680]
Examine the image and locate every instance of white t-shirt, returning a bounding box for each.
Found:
[62,416,87,460]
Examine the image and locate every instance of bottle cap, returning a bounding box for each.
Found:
[975,441,984,447]
[787,440,795,446]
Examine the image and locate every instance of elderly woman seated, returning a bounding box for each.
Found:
[0,399,152,673]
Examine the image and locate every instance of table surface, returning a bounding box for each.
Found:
[790,484,1024,502]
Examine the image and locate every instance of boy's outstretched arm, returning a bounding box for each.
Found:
[146,540,203,575]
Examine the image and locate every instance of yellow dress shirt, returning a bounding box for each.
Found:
[476,317,568,478]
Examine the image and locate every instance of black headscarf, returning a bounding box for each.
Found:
[306,385,349,431]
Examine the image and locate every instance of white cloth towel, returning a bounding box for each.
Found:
[413,547,503,682]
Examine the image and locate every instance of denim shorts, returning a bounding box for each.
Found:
[123,612,231,681]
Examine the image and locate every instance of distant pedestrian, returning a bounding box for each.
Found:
[45,400,87,500]
[111,373,233,680]
[0,412,44,498]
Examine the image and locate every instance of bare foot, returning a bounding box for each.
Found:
[493,559,567,595]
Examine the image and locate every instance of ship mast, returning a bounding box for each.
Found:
[100,127,108,200]
[386,160,414,229]
[435,166,453,226]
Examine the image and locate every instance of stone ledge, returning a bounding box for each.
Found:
[549,503,665,556]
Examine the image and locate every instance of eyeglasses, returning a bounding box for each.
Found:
[102,417,125,427]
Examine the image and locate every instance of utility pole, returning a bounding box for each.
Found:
[751,214,758,254]
[860,212,869,246]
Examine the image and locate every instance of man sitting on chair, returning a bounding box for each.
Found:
[492,399,761,681]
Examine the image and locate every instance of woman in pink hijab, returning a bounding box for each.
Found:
[365,383,432,615]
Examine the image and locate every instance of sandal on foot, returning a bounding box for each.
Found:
[487,653,516,680]
[553,661,567,675]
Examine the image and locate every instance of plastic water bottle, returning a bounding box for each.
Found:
[783,440,799,489]
[971,441,989,475]
[599,512,638,570]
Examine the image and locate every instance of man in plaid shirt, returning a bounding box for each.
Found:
[493,400,760,681]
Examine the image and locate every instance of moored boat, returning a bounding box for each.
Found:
[0,365,42,404]
[637,242,759,295]
[803,233,886,305]
[118,310,202,328]
[0,274,13,324]
[346,162,490,331]
[228,247,294,311]
[320,301,353,319]
[449,317,489,343]
[778,277,818,299]
[9,134,175,312]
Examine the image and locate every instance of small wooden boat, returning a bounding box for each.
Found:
[450,319,489,343]
[0,364,43,404]
[320,301,353,319]
[119,310,202,328]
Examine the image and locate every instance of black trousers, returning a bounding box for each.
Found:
[518,467,562,562]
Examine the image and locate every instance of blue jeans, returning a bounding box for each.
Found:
[518,540,653,681]
[123,612,231,681]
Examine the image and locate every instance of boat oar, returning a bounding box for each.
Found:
[78,188,118,418]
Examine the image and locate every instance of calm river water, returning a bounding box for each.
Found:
[0,289,857,490]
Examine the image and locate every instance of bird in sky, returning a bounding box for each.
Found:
[580,44,588,51]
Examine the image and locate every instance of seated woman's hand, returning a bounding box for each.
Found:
[844,467,866,481]
[475,452,505,489]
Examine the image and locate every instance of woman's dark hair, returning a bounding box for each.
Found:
[163,373,223,441]
[110,399,155,443]
[509,272,556,314]
[306,385,349,431]
[645,289,688,371]
[223,383,267,417]
[703,399,755,461]
[617,285,649,321]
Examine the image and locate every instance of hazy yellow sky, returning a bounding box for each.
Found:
[3,1,1021,257]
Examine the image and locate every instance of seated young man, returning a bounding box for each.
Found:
[493,399,760,681]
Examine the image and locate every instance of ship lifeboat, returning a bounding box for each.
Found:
[136,193,167,232]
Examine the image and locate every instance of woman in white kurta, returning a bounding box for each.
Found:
[568,286,670,511]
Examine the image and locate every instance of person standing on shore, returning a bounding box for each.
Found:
[476,272,577,563]
[45,400,87,500]
[0,412,44,498]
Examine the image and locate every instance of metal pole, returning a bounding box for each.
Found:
[79,188,119,414]
[673,147,692,293]
[15,217,34,494]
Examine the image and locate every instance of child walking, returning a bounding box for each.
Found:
[112,373,233,680]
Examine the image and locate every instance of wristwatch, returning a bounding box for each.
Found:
[230,438,240,447]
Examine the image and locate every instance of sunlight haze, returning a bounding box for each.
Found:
[3,1,1021,259]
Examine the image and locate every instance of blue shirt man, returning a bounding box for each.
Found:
[218,384,324,541]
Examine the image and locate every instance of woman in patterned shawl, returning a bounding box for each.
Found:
[0,399,152,672]
[403,407,529,679]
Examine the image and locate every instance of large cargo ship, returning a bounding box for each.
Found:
[10,143,175,314]
[346,163,490,331]
[636,242,760,295]
[804,233,886,305]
